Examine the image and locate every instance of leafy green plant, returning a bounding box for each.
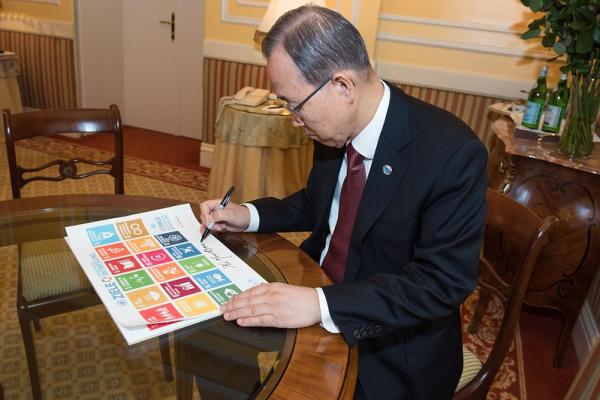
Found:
[521,0,600,157]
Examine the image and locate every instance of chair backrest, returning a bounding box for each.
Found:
[455,189,558,399]
[3,104,124,199]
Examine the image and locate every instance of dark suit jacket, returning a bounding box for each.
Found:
[251,84,488,400]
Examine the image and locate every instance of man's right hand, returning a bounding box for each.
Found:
[199,199,251,233]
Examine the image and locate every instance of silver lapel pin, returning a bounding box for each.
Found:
[382,164,393,175]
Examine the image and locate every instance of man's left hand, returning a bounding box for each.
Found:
[221,283,321,328]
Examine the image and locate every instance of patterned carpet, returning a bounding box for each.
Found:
[0,138,525,399]
[16,137,209,191]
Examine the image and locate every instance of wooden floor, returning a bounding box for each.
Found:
[53,126,582,399]
[54,125,206,172]
[520,306,579,398]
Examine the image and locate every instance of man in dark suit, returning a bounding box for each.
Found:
[200,5,487,399]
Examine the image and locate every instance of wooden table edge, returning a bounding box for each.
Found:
[236,233,358,399]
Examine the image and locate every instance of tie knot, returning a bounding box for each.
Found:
[346,143,363,169]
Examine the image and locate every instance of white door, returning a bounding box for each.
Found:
[76,0,204,139]
[124,0,178,135]
[123,0,204,138]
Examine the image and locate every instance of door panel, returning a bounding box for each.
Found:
[124,0,178,135]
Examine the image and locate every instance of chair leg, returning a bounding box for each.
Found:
[33,318,41,332]
[18,313,42,400]
[468,287,492,334]
[553,313,574,368]
[159,334,174,382]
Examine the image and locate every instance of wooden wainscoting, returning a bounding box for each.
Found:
[393,83,502,150]
[201,57,502,149]
[0,30,77,110]
[203,57,271,144]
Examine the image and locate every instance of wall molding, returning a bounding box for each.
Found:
[377,12,558,61]
[0,12,74,38]
[21,0,60,4]
[204,39,266,66]
[204,39,536,99]
[377,60,529,99]
[379,14,517,35]
[217,5,544,61]
[200,142,214,169]
[237,0,267,8]
[376,32,552,61]
[220,0,343,27]
[351,0,360,25]
[221,0,260,26]
[572,301,600,364]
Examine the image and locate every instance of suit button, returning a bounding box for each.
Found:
[374,325,382,333]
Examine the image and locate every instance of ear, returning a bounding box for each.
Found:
[331,71,357,104]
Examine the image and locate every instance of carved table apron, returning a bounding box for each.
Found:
[489,117,600,367]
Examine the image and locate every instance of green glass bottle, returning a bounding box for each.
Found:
[522,65,548,129]
[542,72,569,133]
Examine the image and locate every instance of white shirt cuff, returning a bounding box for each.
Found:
[316,287,340,333]
[241,203,260,232]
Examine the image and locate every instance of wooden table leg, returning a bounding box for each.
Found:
[174,336,194,400]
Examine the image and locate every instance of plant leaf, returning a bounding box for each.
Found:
[594,28,600,43]
[576,30,595,54]
[529,16,546,29]
[576,64,592,74]
[554,41,567,54]
[571,19,590,31]
[542,32,557,47]
[582,8,596,24]
[529,0,545,12]
[522,28,541,40]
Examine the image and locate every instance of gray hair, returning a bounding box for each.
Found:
[262,5,372,85]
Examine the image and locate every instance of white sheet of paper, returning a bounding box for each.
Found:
[65,203,266,345]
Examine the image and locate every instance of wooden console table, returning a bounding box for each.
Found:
[489,117,600,367]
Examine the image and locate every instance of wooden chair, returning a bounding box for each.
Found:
[453,189,558,400]
[4,105,124,198]
[3,106,171,399]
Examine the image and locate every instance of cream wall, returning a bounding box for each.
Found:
[376,0,561,98]
[384,0,530,27]
[1,0,73,22]
[204,0,559,99]
[0,0,74,38]
[204,0,381,66]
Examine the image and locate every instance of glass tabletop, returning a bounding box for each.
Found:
[0,196,293,399]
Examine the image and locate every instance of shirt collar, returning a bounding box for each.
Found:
[349,80,390,160]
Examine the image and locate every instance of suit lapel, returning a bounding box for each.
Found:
[344,85,412,282]
[313,143,344,234]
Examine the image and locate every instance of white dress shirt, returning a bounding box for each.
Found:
[244,81,391,333]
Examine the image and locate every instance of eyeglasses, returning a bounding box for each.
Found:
[283,77,330,116]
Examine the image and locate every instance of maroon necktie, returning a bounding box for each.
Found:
[322,143,366,283]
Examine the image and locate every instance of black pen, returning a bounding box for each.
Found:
[201,186,235,242]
